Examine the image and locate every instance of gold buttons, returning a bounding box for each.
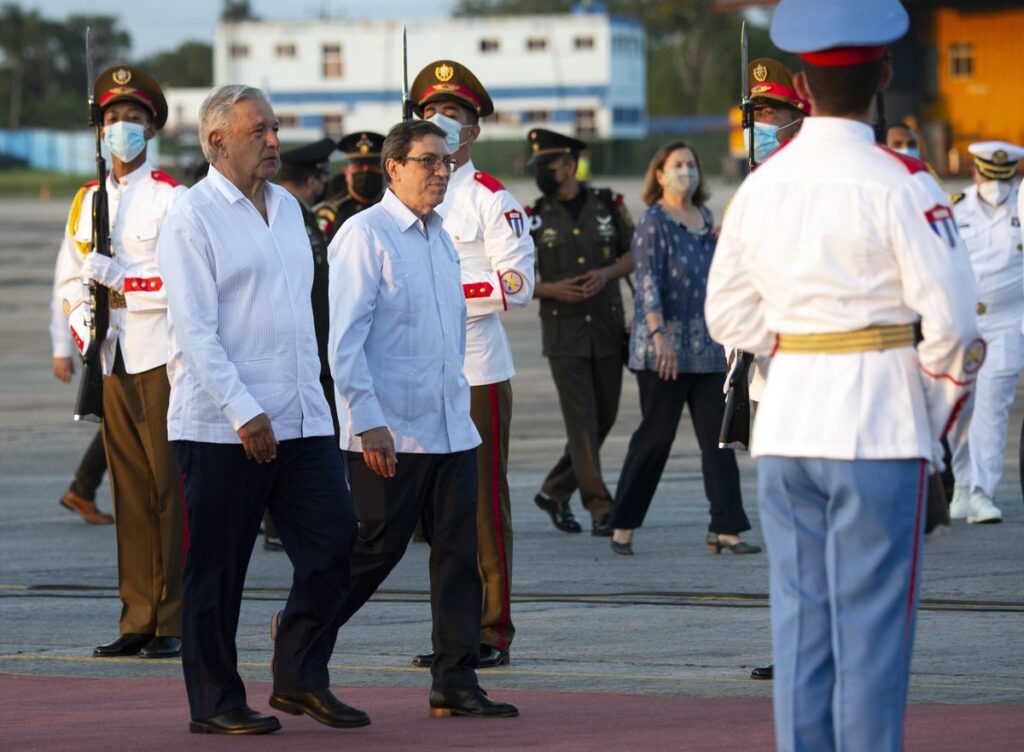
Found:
[577,256,586,265]
[571,228,581,236]
[977,302,988,315]
[552,309,558,316]
[585,314,592,322]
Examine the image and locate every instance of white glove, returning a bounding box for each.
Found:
[81,252,126,292]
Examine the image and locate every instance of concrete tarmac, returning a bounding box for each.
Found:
[1,182,1021,749]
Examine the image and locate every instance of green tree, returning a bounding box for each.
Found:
[221,0,259,21]
[140,41,213,87]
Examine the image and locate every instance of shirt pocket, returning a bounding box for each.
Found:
[445,211,479,245]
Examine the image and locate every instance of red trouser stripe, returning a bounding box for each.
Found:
[904,459,927,633]
[488,383,511,650]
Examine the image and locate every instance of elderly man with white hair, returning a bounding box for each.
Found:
[156,85,366,736]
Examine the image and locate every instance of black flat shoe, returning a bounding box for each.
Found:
[263,535,285,552]
[611,540,633,555]
[93,633,153,657]
[189,705,281,735]
[138,635,181,659]
[591,514,612,537]
[534,494,583,533]
[751,664,774,680]
[269,688,370,728]
[707,532,762,555]
[412,650,434,668]
[478,644,510,669]
[428,687,518,718]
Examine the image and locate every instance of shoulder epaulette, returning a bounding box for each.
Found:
[950,192,965,205]
[67,186,93,257]
[473,171,505,193]
[151,169,183,187]
[876,145,929,175]
[84,179,99,189]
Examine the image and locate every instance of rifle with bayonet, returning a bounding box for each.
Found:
[401,25,412,121]
[73,26,110,423]
[718,21,756,450]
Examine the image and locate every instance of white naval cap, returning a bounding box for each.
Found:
[968,141,1024,180]
[770,0,909,65]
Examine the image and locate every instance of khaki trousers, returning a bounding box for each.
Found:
[470,380,514,651]
[102,351,183,635]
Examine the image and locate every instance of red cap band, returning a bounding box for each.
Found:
[749,82,811,112]
[419,83,482,112]
[99,86,157,115]
[799,45,886,67]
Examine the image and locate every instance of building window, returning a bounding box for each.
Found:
[480,38,500,53]
[613,107,642,126]
[574,35,595,50]
[522,110,549,124]
[322,43,343,78]
[574,109,596,137]
[483,111,520,126]
[527,37,547,51]
[949,42,973,78]
[323,114,344,135]
[229,43,249,59]
[278,114,299,128]
[612,36,641,55]
[276,43,297,59]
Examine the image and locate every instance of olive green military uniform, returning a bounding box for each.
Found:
[530,186,634,518]
[315,195,374,246]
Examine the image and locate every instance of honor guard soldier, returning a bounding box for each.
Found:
[947,141,1024,524]
[745,57,809,163]
[408,59,536,670]
[705,1,982,750]
[314,131,385,244]
[55,66,186,659]
[526,128,634,535]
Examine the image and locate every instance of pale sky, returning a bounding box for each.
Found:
[20,0,458,58]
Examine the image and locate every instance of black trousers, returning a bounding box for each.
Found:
[609,370,750,535]
[541,354,623,518]
[69,430,107,500]
[175,437,357,720]
[339,450,480,693]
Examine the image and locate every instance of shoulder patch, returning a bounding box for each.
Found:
[473,171,505,193]
[950,192,965,205]
[151,169,183,187]
[876,145,928,175]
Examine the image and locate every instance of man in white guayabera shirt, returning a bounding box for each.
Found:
[156,85,367,736]
[327,119,518,719]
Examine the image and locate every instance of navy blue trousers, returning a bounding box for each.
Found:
[175,436,357,720]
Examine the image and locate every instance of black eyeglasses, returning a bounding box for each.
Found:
[401,154,458,173]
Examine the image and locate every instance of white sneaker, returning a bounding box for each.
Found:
[949,485,969,520]
[966,490,1002,524]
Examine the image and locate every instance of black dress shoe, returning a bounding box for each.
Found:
[93,633,153,657]
[139,635,181,659]
[751,663,774,680]
[428,687,518,718]
[534,494,583,533]
[269,688,370,728]
[412,650,434,668]
[478,644,510,669]
[610,540,634,555]
[190,705,281,735]
[591,514,612,537]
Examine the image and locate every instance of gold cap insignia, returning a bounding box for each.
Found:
[112,68,132,85]
[357,134,372,153]
[753,63,768,83]
[993,150,1008,165]
[751,85,770,95]
[532,143,539,152]
[435,64,454,82]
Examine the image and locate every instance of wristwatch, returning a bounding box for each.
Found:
[652,325,668,336]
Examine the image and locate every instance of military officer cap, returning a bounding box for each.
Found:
[410,60,494,118]
[338,132,384,165]
[968,141,1024,180]
[527,129,587,166]
[748,58,810,114]
[93,65,168,130]
[770,0,908,66]
[279,137,336,169]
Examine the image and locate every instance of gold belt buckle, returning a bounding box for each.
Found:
[109,291,126,309]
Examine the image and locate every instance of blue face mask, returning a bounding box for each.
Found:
[744,122,780,163]
[103,121,147,162]
[894,146,921,160]
[426,113,465,154]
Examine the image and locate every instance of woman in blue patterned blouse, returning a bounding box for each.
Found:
[607,142,760,556]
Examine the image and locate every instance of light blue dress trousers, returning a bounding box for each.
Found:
[758,456,927,752]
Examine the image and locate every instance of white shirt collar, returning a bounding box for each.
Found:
[108,160,153,190]
[206,164,281,222]
[380,187,442,234]
[797,117,875,145]
[448,157,476,191]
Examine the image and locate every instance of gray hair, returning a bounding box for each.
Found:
[380,120,447,185]
[198,84,271,164]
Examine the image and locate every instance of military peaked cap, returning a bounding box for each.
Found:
[94,65,168,130]
[527,129,587,166]
[770,0,908,66]
[748,58,810,114]
[410,60,494,118]
[279,137,336,168]
[338,132,384,164]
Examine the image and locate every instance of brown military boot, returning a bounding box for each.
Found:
[60,490,114,524]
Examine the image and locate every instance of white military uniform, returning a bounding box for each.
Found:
[706,117,981,752]
[55,162,186,371]
[948,182,1022,519]
[436,159,535,385]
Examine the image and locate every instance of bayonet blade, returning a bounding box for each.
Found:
[85,26,95,102]
[740,21,749,105]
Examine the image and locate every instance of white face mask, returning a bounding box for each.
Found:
[103,121,147,162]
[978,179,1011,206]
[663,166,699,198]
[426,113,466,154]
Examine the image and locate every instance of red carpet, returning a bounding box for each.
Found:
[0,674,1019,751]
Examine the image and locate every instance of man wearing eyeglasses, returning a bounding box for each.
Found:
[406,59,535,673]
[327,119,518,718]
